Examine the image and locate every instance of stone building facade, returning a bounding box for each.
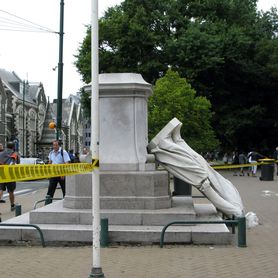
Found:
[0,69,84,160]
[39,94,84,161]
[0,69,47,157]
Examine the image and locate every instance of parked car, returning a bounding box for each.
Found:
[20,158,45,165]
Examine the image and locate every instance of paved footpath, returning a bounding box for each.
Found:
[0,171,278,278]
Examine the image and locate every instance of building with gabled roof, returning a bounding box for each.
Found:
[49,95,84,154]
[0,68,47,157]
[0,68,84,160]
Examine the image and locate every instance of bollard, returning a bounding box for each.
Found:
[44,195,52,205]
[100,218,109,247]
[237,216,247,247]
[15,204,22,216]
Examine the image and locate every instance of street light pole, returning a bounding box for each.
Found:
[23,81,25,157]
[89,1,104,277]
[56,0,64,140]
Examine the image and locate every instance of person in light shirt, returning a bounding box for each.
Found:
[46,140,70,198]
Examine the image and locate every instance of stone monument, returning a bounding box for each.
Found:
[2,73,232,245]
[63,73,171,210]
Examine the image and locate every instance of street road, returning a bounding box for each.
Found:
[3,179,49,199]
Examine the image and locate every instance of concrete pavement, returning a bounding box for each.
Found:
[0,171,278,277]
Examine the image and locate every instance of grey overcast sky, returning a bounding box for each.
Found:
[0,0,277,101]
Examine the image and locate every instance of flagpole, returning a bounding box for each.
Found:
[89,0,104,277]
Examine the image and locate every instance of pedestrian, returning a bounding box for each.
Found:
[0,141,20,210]
[238,151,247,176]
[232,151,239,176]
[223,152,228,165]
[46,140,71,199]
[74,152,80,163]
[247,150,264,177]
[273,147,278,176]
[0,143,5,203]
[68,149,75,163]
[82,147,89,155]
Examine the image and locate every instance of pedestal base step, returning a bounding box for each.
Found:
[29,199,197,226]
[0,212,234,245]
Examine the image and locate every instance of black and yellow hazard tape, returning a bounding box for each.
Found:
[92,159,99,168]
[0,161,99,183]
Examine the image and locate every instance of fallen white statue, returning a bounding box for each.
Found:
[148,118,258,228]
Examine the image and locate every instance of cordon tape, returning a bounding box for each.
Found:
[212,159,276,170]
[0,159,275,183]
[0,159,99,183]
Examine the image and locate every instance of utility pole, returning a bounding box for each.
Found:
[23,81,25,157]
[56,0,64,140]
[89,1,104,277]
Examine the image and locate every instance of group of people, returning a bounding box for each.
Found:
[0,140,88,217]
[230,148,278,177]
[231,150,264,177]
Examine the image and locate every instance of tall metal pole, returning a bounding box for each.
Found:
[23,81,25,157]
[89,1,104,277]
[56,0,64,140]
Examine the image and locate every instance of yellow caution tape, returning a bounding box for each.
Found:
[0,160,99,183]
[0,158,275,183]
[212,158,278,170]
[212,162,263,170]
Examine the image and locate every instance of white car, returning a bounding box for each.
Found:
[20,158,45,165]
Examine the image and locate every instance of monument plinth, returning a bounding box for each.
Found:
[63,73,171,210]
[4,73,231,246]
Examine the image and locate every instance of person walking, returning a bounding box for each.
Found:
[46,140,71,199]
[238,151,247,176]
[0,143,5,203]
[247,150,264,177]
[0,141,20,210]
[232,151,240,176]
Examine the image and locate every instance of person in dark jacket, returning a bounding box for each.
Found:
[238,152,247,176]
[0,141,20,210]
[232,151,240,176]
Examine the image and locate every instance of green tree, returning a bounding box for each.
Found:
[75,0,278,152]
[149,70,219,152]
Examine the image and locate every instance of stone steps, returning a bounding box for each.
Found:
[0,199,234,245]
[1,213,233,245]
[29,198,197,226]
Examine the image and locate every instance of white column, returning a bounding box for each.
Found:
[90,0,104,277]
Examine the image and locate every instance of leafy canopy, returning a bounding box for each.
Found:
[149,70,219,152]
[75,0,278,152]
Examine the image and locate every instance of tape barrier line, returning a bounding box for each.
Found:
[212,162,266,170]
[0,158,273,182]
[92,159,99,167]
[0,161,98,183]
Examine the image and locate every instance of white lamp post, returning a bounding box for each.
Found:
[89,1,104,277]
